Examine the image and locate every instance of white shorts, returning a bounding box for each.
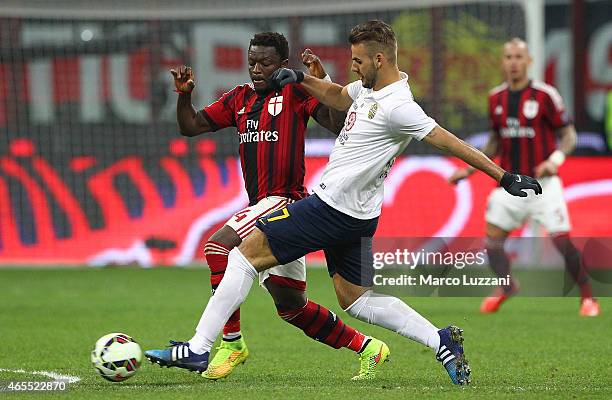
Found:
[485,175,571,234]
[226,196,306,288]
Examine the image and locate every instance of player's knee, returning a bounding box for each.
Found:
[485,223,509,240]
[266,283,307,312]
[335,291,359,310]
[342,290,371,321]
[332,274,369,310]
[237,228,279,269]
[204,226,241,272]
[208,226,241,249]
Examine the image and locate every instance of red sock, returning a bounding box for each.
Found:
[485,237,515,295]
[278,299,367,352]
[552,234,593,299]
[204,241,241,335]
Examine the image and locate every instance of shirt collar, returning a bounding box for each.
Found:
[366,72,409,99]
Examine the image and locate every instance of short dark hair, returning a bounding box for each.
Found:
[348,20,397,63]
[249,32,289,60]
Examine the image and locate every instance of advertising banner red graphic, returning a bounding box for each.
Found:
[0,154,611,266]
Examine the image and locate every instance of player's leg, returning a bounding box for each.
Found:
[532,177,599,316]
[186,196,327,362]
[201,199,288,377]
[328,243,470,385]
[145,198,289,372]
[205,226,243,341]
[200,226,250,379]
[263,261,371,356]
[199,197,297,378]
[143,228,273,373]
[479,222,520,313]
[481,187,524,313]
[550,232,599,316]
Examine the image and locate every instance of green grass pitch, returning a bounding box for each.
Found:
[1,267,611,399]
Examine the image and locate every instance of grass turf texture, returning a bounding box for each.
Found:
[1,267,611,399]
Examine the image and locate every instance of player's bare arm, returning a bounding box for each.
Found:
[302,50,346,134]
[271,68,353,111]
[448,131,499,184]
[425,125,541,197]
[171,65,213,136]
[534,123,577,178]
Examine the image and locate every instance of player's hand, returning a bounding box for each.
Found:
[448,168,473,185]
[170,65,195,94]
[500,172,542,197]
[534,160,557,178]
[301,49,326,79]
[270,68,304,90]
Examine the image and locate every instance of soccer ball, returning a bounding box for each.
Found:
[91,333,143,382]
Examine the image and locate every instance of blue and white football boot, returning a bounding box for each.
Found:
[145,341,209,373]
[436,326,471,385]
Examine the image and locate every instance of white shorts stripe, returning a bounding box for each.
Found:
[234,198,287,236]
[234,199,289,237]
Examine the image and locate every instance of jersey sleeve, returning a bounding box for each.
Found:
[388,101,437,141]
[488,95,499,134]
[542,87,570,129]
[200,86,240,131]
[291,84,322,118]
[346,80,363,101]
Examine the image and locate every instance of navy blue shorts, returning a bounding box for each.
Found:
[255,194,378,287]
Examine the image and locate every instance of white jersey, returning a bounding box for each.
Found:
[312,72,437,219]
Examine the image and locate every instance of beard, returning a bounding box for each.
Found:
[361,69,378,89]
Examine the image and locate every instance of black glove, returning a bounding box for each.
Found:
[270,68,304,90]
[500,172,542,197]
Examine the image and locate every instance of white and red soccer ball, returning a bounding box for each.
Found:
[91,333,142,382]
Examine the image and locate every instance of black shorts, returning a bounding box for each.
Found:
[255,194,378,286]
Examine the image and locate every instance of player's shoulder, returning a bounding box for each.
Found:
[531,80,564,104]
[346,79,365,100]
[231,82,255,95]
[215,83,254,100]
[385,81,418,113]
[283,82,311,101]
[489,82,508,98]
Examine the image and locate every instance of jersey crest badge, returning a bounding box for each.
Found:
[368,103,378,119]
[494,105,503,115]
[268,95,283,116]
[522,99,539,119]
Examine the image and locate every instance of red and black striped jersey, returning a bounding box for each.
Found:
[488,80,570,176]
[200,83,321,205]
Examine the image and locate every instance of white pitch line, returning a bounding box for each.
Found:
[0,368,81,383]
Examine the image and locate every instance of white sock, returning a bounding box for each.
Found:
[344,290,440,351]
[223,332,242,341]
[188,249,257,354]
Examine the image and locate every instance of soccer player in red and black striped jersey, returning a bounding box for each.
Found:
[151,33,387,379]
[449,38,600,316]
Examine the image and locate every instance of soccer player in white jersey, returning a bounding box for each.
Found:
[148,20,542,386]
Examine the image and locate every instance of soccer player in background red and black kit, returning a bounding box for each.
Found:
[147,33,387,380]
[449,38,600,316]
